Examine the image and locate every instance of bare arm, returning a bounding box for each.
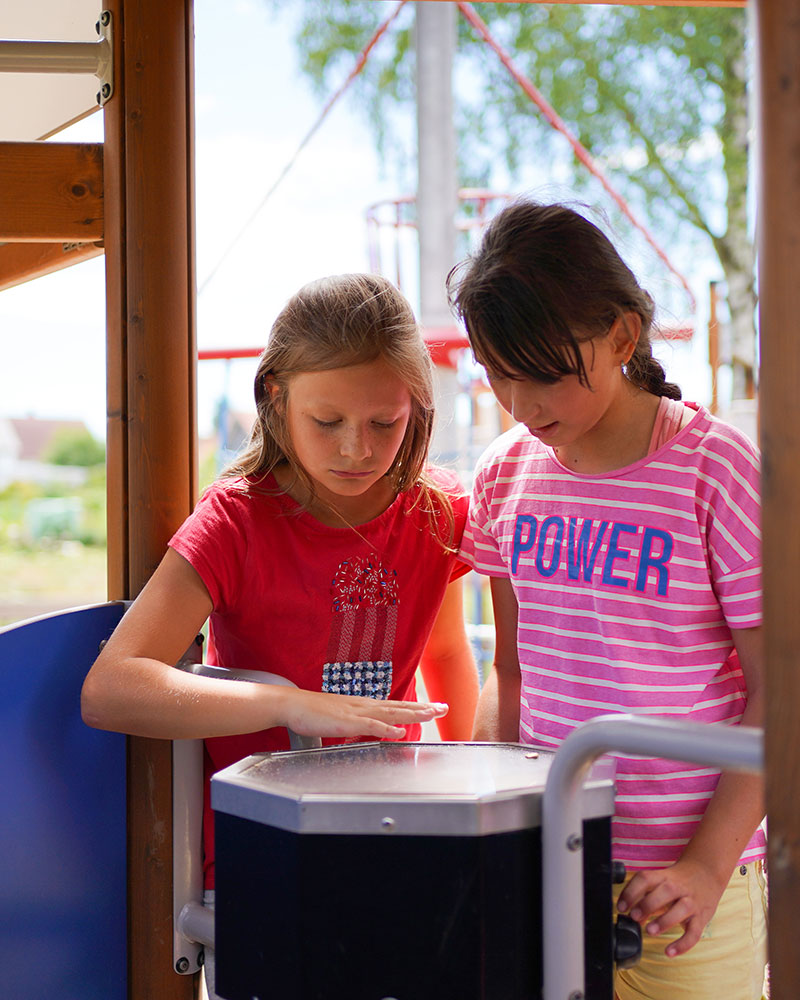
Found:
[617,625,765,956]
[472,576,521,742]
[81,548,447,741]
[418,576,479,741]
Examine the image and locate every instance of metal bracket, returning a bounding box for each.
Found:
[94,10,113,106]
[0,9,113,105]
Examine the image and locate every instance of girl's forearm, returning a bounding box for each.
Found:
[81,656,298,739]
[472,666,520,742]
[677,687,765,882]
[419,645,479,741]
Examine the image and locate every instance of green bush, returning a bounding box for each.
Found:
[44,428,106,467]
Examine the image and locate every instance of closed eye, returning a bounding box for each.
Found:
[313,418,340,428]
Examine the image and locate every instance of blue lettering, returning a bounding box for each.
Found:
[535,516,565,578]
[567,518,609,581]
[512,515,537,574]
[601,523,638,588]
[635,528,674,595]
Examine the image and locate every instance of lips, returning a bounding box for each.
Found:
[332,470,374,478]
[528,421,558,436]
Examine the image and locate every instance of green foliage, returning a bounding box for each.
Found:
[0,476,106,549]
[286,3,746,250]
[44,427,106,467]
[281,0,756,387]
[282,0,751,292]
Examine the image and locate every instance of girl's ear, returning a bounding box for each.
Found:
[264,374,283,409]
[608,312,641,365]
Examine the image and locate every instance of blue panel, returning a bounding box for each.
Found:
[0,603,127,1000]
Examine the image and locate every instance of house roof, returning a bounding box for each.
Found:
[8,416,89,461]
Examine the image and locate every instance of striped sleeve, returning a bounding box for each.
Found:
[696,424,762,629]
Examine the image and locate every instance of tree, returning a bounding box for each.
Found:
[281,1,755,398]
[44,428,105,467]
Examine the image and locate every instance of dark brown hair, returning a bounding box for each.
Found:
[447,200,681,399]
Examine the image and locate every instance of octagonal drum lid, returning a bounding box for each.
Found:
[211,741,615,837]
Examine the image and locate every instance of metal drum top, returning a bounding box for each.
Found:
[211,741,615,838]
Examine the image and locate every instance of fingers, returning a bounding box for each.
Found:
[664,916,704,957]
[616,861,722,958]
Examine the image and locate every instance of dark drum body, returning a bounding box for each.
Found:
[211,742,620,1000]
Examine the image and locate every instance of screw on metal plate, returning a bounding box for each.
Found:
[381,816,396,831]
[566,833,583,852]
[568,992,585,1000]
[175,957,190,974]
[525,751,539,759]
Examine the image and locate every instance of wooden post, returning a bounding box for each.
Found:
[103,0,197,997]
[755,0,800,996]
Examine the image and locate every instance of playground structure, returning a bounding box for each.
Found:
[0,2,799,998]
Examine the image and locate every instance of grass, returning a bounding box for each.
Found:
[0,544,108,627]
[0,472,108,628]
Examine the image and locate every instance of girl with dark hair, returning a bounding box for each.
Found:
[449,202,766,1000]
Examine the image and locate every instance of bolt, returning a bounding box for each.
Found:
[100,11,111,27]
[566,833,583,852]
[525,751,539,759]
[101,83,112,100]
[381,816,396,831]
[568,991,584,1000]
[175,957,190,974]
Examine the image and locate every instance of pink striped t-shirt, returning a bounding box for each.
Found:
[461,403,766,869]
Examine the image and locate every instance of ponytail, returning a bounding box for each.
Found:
[626,327,682,400]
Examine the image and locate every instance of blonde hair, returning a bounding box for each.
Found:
[224,273,456,544]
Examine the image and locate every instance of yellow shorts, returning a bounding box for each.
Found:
[613,860,768,1000]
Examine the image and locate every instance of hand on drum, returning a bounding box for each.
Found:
[278,687,449,740]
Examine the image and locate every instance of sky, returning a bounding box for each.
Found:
[0,0,719,445]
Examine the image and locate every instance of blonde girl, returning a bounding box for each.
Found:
[82,273,479,899]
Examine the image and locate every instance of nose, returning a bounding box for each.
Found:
[508,382,541,424]
[340,423,372,461]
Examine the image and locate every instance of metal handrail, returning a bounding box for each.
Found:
[541,714,763,1000]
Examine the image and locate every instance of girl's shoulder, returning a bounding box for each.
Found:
[192,474,286,524]
[424,463,468,498]
[683,405,760,467]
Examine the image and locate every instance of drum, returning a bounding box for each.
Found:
[211,741,618,1000]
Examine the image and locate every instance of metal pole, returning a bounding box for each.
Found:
[0,39,106,75]
[415,1,460,463]
[541,714,763,1000]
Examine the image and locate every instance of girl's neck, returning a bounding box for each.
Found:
[554,381,661,475]
[272,463,399,527]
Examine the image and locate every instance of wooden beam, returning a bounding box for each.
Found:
[0,141,103,242]
[756,0,800,996]
[0,240,103,292]
[103,0,197,997]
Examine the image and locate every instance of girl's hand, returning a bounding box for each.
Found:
[616,858,729,956]
[276,687,449,740]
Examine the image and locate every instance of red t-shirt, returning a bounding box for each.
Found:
[169,468,469,886]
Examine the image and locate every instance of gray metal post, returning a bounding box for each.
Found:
[541,714,763,1000]
[415,1,460,462]
[415,0,457,328]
